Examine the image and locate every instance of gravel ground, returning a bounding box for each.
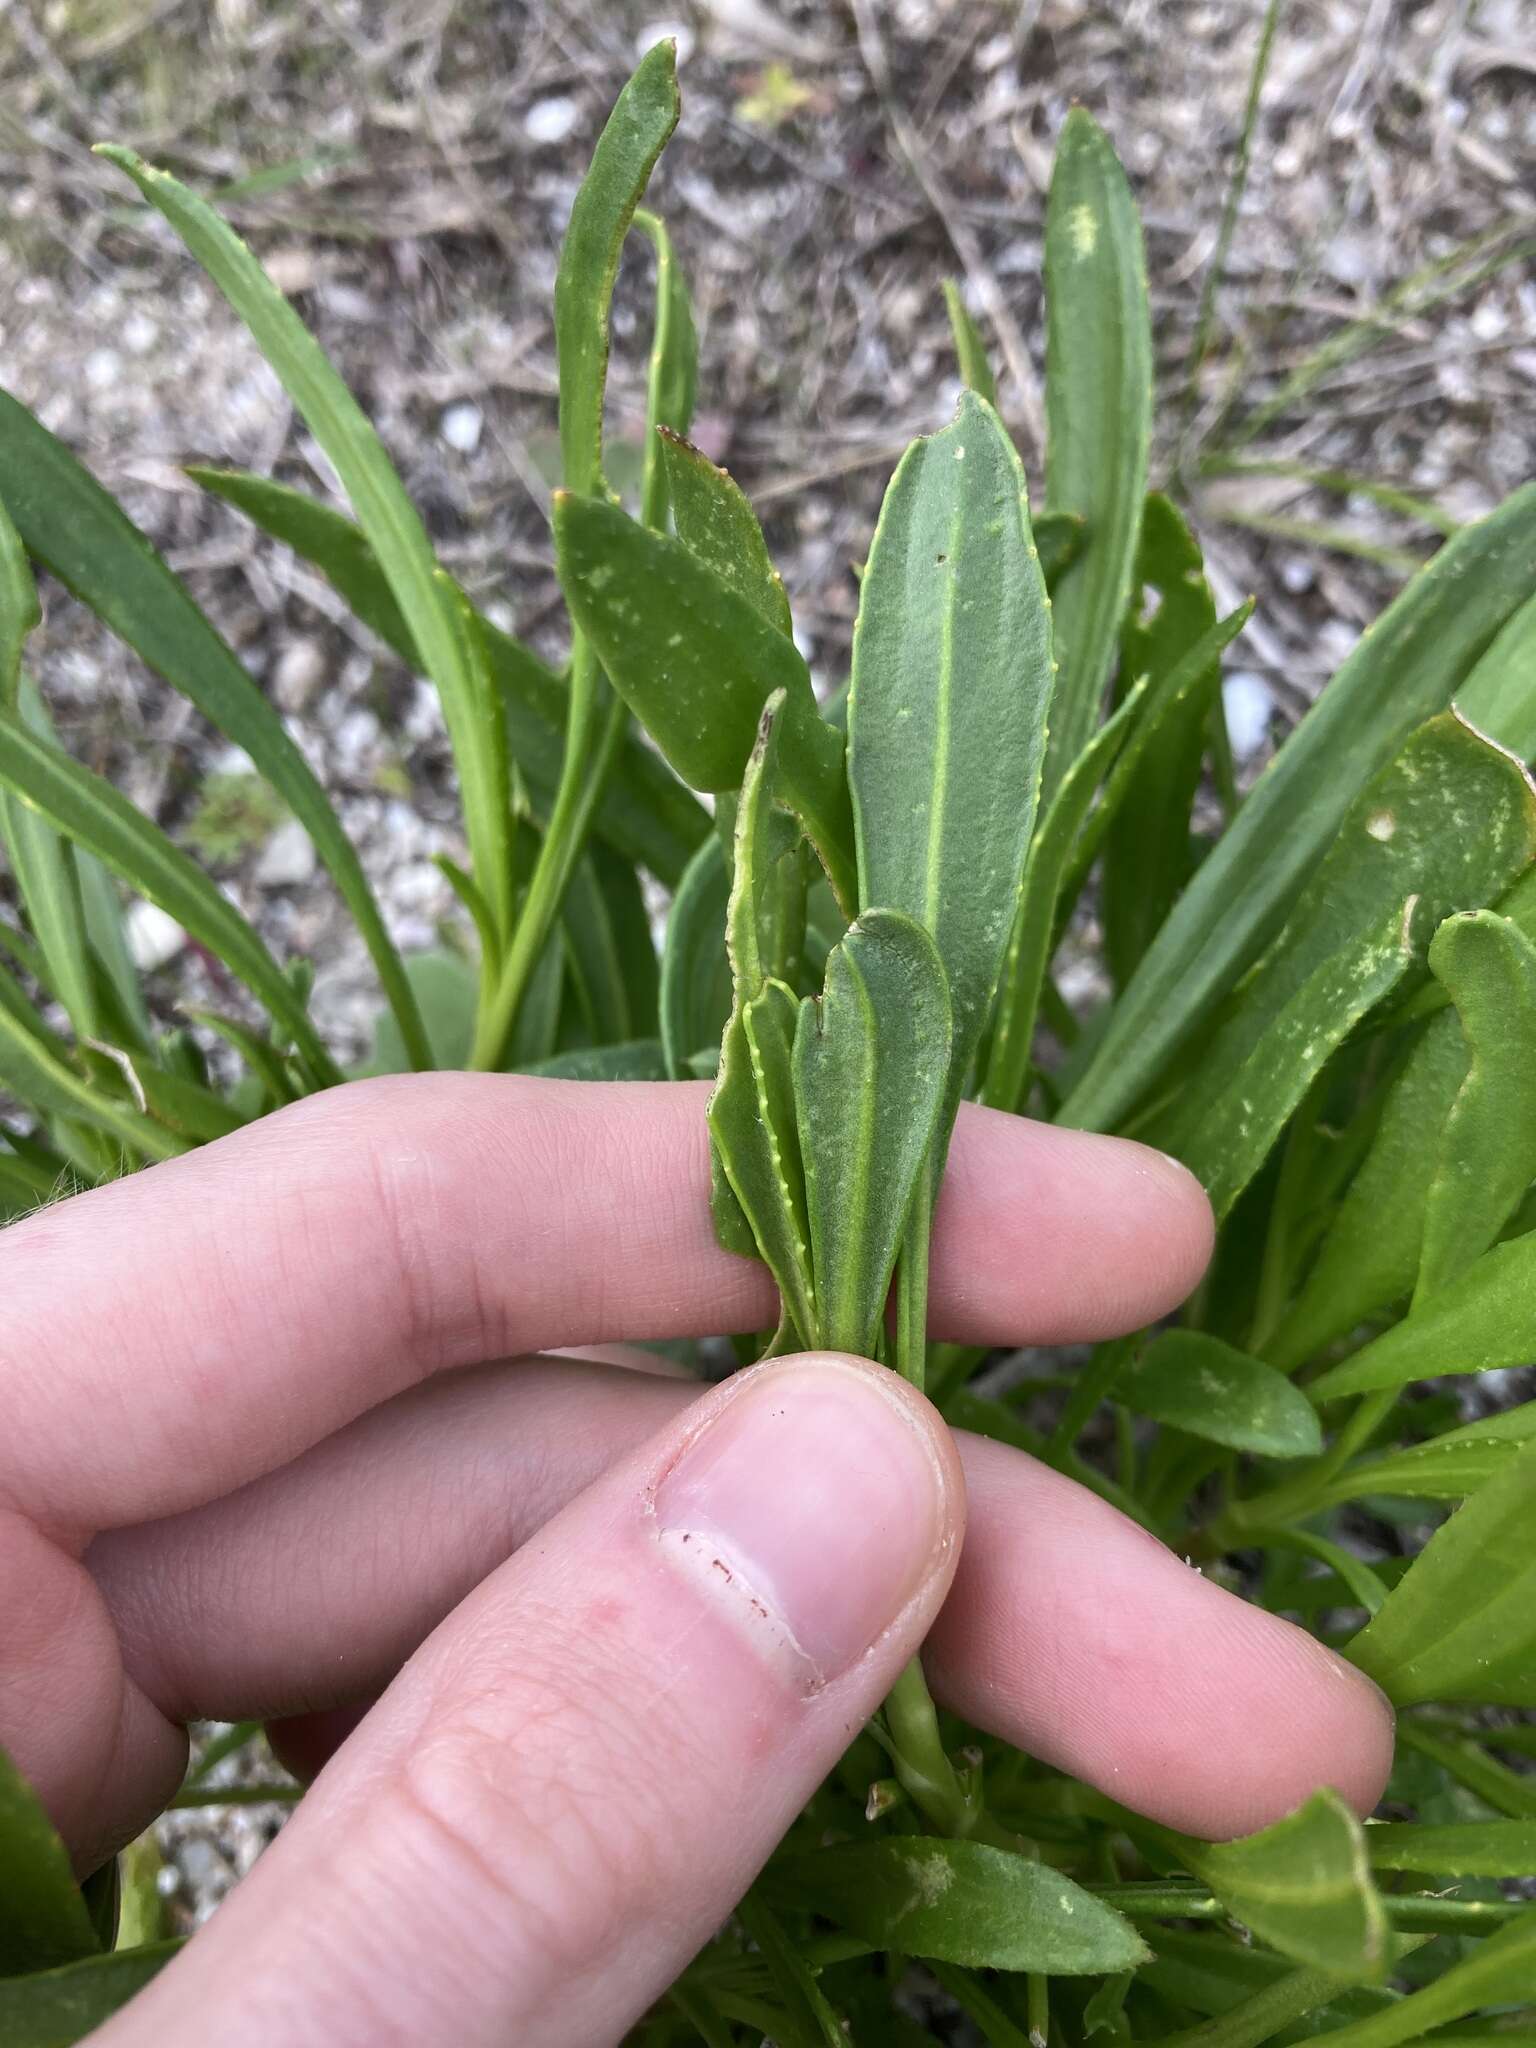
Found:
[3,0,1535,1958]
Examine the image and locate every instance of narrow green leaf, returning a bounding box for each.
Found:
[1061,482,1536,1132]
[1311,1226,1536,1401]
[191,1011,300,1108]
[0,391,428,1069]
[1265,1006,1470,1374]
[0,1744,99,1975]
[659,430,793,636]
[794,911,951,1356]
[1346,1436,1536,1707]
[0,1942,181,2045]
[522,1038,668,1081]
[941,279,998,407]
[631,208,698,528]
[1101,494,1224,985]
[561,852,635,1045]
[848,388,1054,1101]
[1315,1402,1536,1507]
[1454,584,1536,764]
[710,982,815,1342]
[1289,1906,1536,2048]
[590,841,659,1039]
[1367,1819,1536,1878]
[1147,712,1536,1216]
[554,492,855,906]
[187,465,706,888]
[554,41,680,496]
[1173,1789,1389,1983]
[0,681,99,1042]
[660,835,734,1081]
[1416,910,1536,1299]
[0,707,339,1087]
[0,963,185,1163]
[0,490,41,705]
[1041,107,1152,795]
[1122,1331,1323,1457]
[771,1840,1147,1976]
[96,149,514,952]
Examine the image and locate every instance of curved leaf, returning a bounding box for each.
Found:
[1122,1331,1323,1457]
[0,1744,99,1976]
[659,430,792,636]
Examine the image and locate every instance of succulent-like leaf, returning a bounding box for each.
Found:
[186,465,707,888]
[1146,713,1536,1215]
[771,1841,1147,1976]
[1041,108,1153,796]
[1313,1400,1536,1507]
[1367,1819,1536,1878]
[0,1942,182,2043]
[1346,1435,1536,1707]
[1457,584,1536,764]
[794,911,951,1356]
[1121,1331,1323,1457]
[0,1743,100,1975]
[553,41,680,496]
[95,151,516,960]
[1101,494,1225,985]
[848,389,1053,1107]
[554,493,855,906]
[1173,1789,1389,1984]
[659,430,792,635]
[711,981,815,1345]
[1062,481,1536,1133]
[1416,910,1536,1299]
[1292,1906,1536,2048]
[660,834,733,1080]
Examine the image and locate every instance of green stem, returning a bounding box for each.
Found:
[893,1156,936,1391]
[1048,1331,1137,1458]
[470,647,624,1070]
[1217,1386,1395,1540]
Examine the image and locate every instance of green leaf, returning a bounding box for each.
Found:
[1367,1819,1536,1878]
[554,41,680,497]
[0,390,429,1070]
[1146,712,1536,1217]
[1265,1005,1470,1374]
[659,430,793,635]
[0,1744,99,1976]
[848,389,1054,1101]
[1315,1401,1536,1506]
[1041,107,1152,796]
[1061,482,1536,1133]
[0,706,339,1089]
[561,851,637,1045]
[0,1942,181,2044]
[1121,1330,1323,1457]
[794,910,951,1356]
[1288,1906,1536,2048]
[522,1038,668,1081]
[1346,1436,1536,1707]
[660,834,734,1080]
[554,492,855,906]
[0,488,40,703]
[186,465,706,888]
[941,279,998,407]
[591,841,659,1039]
[96,150,514,954]
[1457,585,1536,763]
[0,681,99,1042]
[0,960,185,1163]
[1416,910,1536,1299]
[631,208,698,528]
[362,950,477,1074]
[1310,1226,1536,1401]
[1101,494,1224,986]
[772,1840,1147,1975]
[1173,1789,1389,1983]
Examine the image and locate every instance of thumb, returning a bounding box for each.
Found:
[99,1354,964,2048]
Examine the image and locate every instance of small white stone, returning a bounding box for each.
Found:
[273,637,325,711]
[524,96,579,146]
[254,818,316,887]
[126,901,186,972]
[84,347,121,390]
[440,400,483,454]
[1223,671,1274,761]
[123,311,159,355]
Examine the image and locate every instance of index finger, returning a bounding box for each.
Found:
[0,1074,1209,1529]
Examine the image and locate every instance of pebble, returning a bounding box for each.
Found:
[1222,671,1274,761]
[440,400,483,454]
[273,637,325,712]
[126,902,187,972]
[524,97,579,146]
[84,348,121,391]
[254,819,317,888]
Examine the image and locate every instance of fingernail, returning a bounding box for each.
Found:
[651,1358,952,1689]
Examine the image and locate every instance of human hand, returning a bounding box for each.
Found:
[0,1076,1394,2047]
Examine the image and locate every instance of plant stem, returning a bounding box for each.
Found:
[1048,1331,1137,1457]
[470,647,625,1070]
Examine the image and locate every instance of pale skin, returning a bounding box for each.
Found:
[0,1075,1395,2048]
